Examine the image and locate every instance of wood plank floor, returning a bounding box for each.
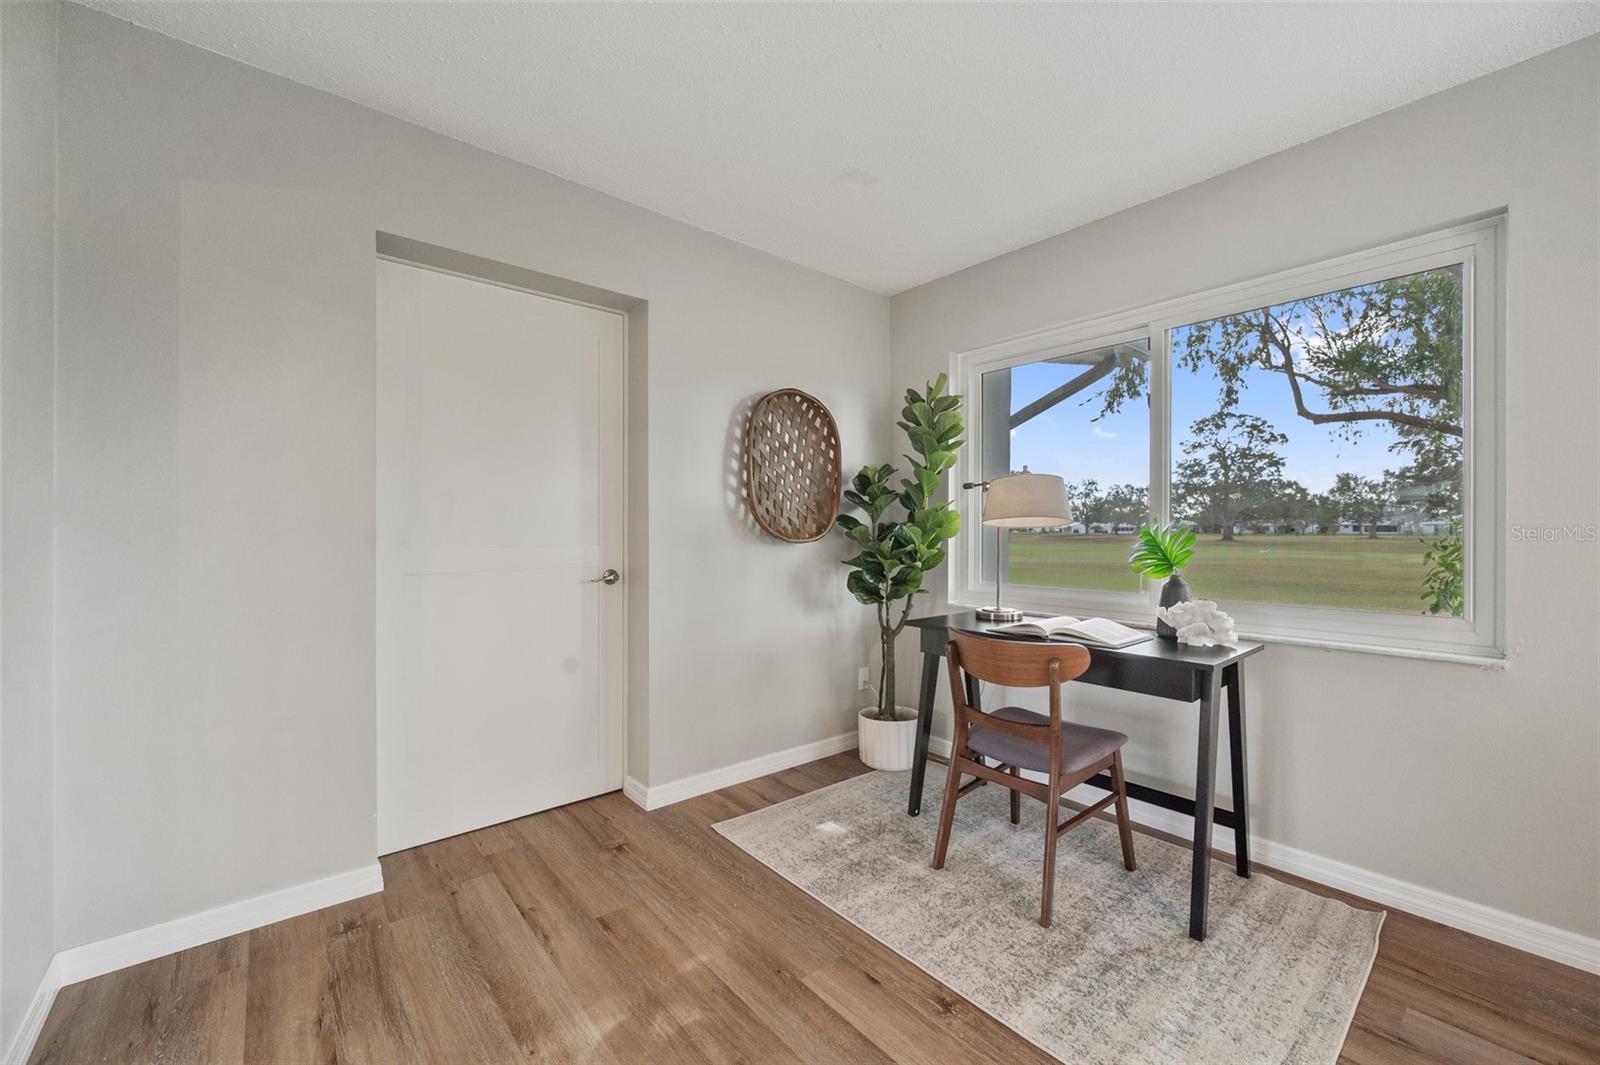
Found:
[31,751,1600,1064]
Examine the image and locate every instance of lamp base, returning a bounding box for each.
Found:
[975,606,1024,623]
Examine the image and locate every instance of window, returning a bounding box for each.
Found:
[953,217,1502,657]
[978,338,1149,596]
[1170,264,1466,615]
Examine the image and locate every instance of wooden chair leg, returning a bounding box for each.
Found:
[1111,750,1136,872]
[1007,765,1021,825]
[1040,769,1060,927]
[931,732,966,870]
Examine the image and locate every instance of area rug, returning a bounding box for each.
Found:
[714,769,1382,1065]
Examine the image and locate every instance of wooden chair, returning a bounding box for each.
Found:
[931,632,1137,927]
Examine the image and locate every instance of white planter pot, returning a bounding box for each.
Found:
[856,706,919,771]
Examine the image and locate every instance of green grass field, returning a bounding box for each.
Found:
[1007,533,1436,614]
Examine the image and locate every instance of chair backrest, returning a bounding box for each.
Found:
[948,632,1091,688]
[946,633,1091,735]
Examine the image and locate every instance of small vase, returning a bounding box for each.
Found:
[1157,573,1192,640]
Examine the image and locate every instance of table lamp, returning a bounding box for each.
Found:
[966,473,1073,622]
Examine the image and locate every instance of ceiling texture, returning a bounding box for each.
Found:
[82,1,1600,294]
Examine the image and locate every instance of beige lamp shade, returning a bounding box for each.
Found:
[982,473,1072,528]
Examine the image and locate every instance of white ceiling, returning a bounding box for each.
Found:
[82,1,1600,294]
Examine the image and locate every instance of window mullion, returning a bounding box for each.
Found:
[1149,323,1173,607]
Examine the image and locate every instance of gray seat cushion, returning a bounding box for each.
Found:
[966,706,1128,775]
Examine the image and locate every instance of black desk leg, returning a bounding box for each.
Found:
[1189,669,1223,941]
[1226,663,1251,878]
[907,652,940,816]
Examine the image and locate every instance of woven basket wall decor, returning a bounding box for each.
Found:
[744,389,842,543]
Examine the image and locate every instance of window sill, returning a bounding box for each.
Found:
[1229,629,1507,669]
[946,600,1508,669]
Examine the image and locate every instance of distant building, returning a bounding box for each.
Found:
[1335,519,1401,534]
[1334,514,1456,535]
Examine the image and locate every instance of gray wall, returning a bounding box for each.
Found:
[0,0,58,1049]
[52,4,889,951]
[892,37,1600,937]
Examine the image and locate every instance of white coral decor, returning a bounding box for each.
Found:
[1155,599,1239,647]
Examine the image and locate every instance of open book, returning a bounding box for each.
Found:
[989,615,1150,649]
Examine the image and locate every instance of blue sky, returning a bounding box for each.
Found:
[996,359,1148,485]
[998,336,1410,495]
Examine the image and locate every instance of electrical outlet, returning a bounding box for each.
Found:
[857,666,871,690]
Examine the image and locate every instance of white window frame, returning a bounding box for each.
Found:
[951,215,1505,660]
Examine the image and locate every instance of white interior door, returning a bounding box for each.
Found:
[377,258,625,855]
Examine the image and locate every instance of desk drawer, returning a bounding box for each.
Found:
[1078,655,1202,702]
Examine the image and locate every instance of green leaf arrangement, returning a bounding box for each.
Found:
[1127,522,1196,580]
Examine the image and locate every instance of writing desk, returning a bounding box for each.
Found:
[905,610,1264,941]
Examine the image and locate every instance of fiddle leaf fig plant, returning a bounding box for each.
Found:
[837,374,965,721]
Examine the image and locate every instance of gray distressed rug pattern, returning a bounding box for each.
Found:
[714,769,1382,1065]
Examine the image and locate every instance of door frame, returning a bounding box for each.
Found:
[374,247,638,850]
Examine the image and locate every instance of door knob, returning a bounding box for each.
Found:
[590,568,621,585]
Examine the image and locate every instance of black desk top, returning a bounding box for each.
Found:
[908,610,1264,671]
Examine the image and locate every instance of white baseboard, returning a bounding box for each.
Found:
[927,737,1600,974]
[627,731,858,811]
[4,956,62,1065]
[54,862,384,988]
[621,774,649,808]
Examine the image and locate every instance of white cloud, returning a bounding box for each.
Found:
[1092,426,1117,439]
